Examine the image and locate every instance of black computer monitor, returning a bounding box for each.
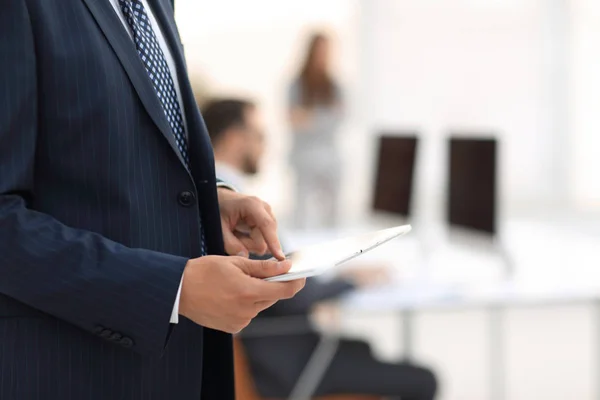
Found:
[373,134,418,217]
[447,136,497,235]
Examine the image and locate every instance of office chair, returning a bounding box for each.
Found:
[234,338,381,400]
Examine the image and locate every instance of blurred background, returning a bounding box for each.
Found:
[176,1,600,399]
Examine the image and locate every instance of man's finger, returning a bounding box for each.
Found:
[236,258,291,279]
[240,197,284,260]
[235,229,268,255]
[222,224,250,257]
[262,200,276,220]
[253,212,285,260]
[254,300,278,313]
[249,278,306,302]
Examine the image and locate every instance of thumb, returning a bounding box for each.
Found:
[222,224,249,257]
[235,258,292,279]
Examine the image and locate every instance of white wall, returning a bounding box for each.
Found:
[569,0,600,209]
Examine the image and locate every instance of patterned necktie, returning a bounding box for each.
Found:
[118,0,207,255]
[118,0,189,166]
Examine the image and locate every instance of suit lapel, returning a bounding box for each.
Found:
[81,0,189,170]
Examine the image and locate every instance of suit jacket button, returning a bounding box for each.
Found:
[93,325,105,335]
[109,332,122,342]
[120,337,134,348]
[178,191,195,207]
[99,329,113,339]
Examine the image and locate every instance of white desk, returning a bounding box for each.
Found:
[340,281,600,400]
[284,217,600,400]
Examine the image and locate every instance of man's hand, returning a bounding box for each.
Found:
[179,256,305,333]
[217,188,285,259]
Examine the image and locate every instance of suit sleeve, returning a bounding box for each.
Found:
[0,0,188,357]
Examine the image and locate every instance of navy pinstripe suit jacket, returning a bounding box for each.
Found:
[0,1,234,399]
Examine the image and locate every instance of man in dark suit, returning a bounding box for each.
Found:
[0,1,305,399]
[203,98,438,400]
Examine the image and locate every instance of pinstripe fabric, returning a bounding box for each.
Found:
[0,0,233,399]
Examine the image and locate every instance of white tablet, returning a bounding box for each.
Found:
[264,225,412,282]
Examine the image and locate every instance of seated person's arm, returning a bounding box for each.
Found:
[266,278,355,315]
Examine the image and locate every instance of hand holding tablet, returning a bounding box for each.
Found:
[264,225,411,282]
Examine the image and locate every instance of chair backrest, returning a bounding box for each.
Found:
[234,337,382,400]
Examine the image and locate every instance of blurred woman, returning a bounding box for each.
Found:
[288,33,344,229]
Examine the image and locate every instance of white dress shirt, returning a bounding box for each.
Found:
[108,0,184,324]
[214,162,245,193]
